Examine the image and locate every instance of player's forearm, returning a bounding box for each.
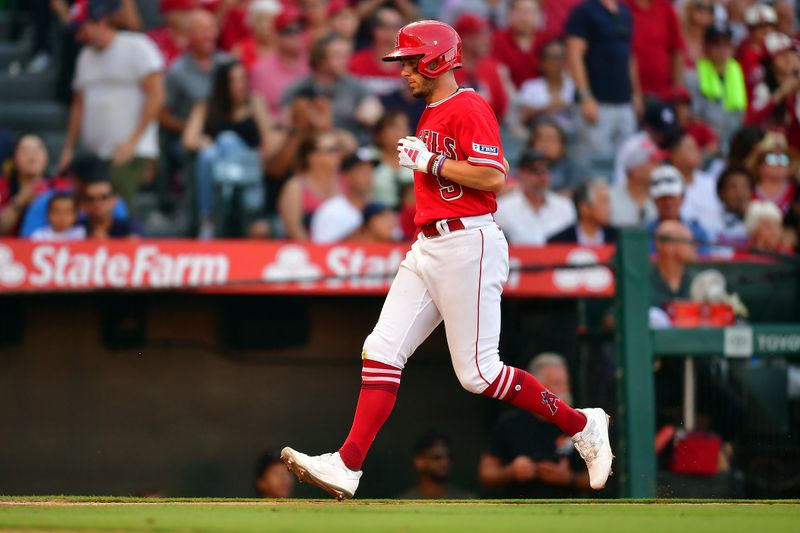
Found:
[440,160,505,193]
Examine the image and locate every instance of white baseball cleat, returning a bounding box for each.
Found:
[571,408,614,489]
[280,447,362,501]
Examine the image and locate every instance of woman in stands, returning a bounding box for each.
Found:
[183,61,274,238]
[277,131,343,241]
[0,134,51,236]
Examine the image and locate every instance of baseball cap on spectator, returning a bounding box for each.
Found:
[621,136,667,172]
[160,0,195,13]
[342,147,380,171]
[362,202,391,224]
[643,100,679,135]
[764,32,798,58]
[664,86,692,106]
[744,4,777,27]
[68,154,110,184]
[518,148,551,169]
[275,7,304,34]
[454,13,489,37]
[650,165,684,199]
[704,22,733,44]
[196,0,221,12]
[69,0,121,29]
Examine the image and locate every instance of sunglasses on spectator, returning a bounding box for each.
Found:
[763,153,790,167]
[84,192,112,202]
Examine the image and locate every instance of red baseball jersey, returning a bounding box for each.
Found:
[413,88,505,226]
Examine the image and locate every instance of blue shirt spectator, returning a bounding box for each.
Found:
[21,189,128,237]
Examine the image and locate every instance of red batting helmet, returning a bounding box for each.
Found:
[381,20,462,78]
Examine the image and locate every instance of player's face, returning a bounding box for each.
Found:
[400,57,435,99]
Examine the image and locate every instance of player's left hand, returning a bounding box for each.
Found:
[112,137,137,167]
[397,136,434,172]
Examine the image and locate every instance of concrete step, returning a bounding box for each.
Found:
[0,71,56,101]
[0,101,67,132]
[0,40,29,68]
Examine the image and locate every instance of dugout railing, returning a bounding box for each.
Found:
[615,228,800,498]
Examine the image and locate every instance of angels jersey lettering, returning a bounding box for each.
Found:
[413,88,506,226]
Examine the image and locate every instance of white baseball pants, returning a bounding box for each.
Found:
[362,214,509,393]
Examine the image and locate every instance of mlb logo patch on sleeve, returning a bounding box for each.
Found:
[472,142,499,155]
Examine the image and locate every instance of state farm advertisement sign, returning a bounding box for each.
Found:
[0,240,615,297]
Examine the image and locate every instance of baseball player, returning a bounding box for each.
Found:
[281,20,612,500]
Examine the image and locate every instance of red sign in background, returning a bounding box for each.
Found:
[0,240,616,297]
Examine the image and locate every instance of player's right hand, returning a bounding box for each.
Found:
[397,136,434,172]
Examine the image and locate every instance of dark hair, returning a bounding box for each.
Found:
[68,154,109,184]
[204,61,245,137]
[727,125,765,166]
[760,55,791,124]
[529,120,567,151]
[47,192,76,213]
[310,33,343,70]
[373,110,409,147]
[7,133,46,197]
[296,132,334,171]
[538,38,565,61]
[254,450,282,479]
[662,128,690,152]
[572,179,605,213]
[716,165,755,197]
[413,432,451,457]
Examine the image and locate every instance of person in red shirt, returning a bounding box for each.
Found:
[232,0,282,70]
[665,86,719,157]
[280,19,613,502]
[147,0,194,67]
[452,14,512,121]
[736,4,778,100]
[347,6,406,96]
[538,0,583,43]
[625,0,686,98]
[490,0,542,88]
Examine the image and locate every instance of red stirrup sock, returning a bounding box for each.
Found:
[482,365,587,437]
[338,360,401,471]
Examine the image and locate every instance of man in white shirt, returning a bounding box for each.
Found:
[311,148,379,243]
[59,0,165,217]
[609,135,660,228]
[495,149,576,245]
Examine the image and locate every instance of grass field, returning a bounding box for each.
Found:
[1,497,799,533]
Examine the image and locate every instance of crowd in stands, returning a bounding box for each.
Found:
[0,0,797,258]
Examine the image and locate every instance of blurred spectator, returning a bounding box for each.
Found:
[277,131,342,241]
[495,149,576,245]
[310,147,378,243]
[490,0,541,89]
[161,9,229,141]
[745,199,792,253]
[528,121,586,194]
[182,61,274,238]
[650,220,697,310]
[347,7,406,96]
[218,0,252,52]
[519,40,576,135]
[736,4,778,98]
[478,353,591,498]
[61,0,165,216]
[81,175,139,238]
[398,183,416,241]
[0,135,51,236]
[664,86,720,157]
[302,0,336,43]
[329,1,360,43]
[613,99,680,185]
[706,165,753,247]
[748,132,797,215]
[538,0,584,43]
[254,451,295,498]
[250,9,310,120]
[380,84,427,132]
[664,130,721,234]
[284,34,383,142]
[147,0,195,67]
[548,179,617,244]
[647,164,710,248]
[680,0,716,68]
[773,0,797,37]
[453,14,513,122]
[232,0,283,70]
[399,432,476,499]
[610,135,661,227]
[353,202,399,242]
[746,32,800,151]
[351,0,418,33]
[625,0,686,98]
[25,0,56,74]
[371,111,413,208]
[439,0,508,29]
[566,0,641,160]
[726,124,765,168]
[687,23,746,151]
[30,193,87,241]
[20,155,129,238]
